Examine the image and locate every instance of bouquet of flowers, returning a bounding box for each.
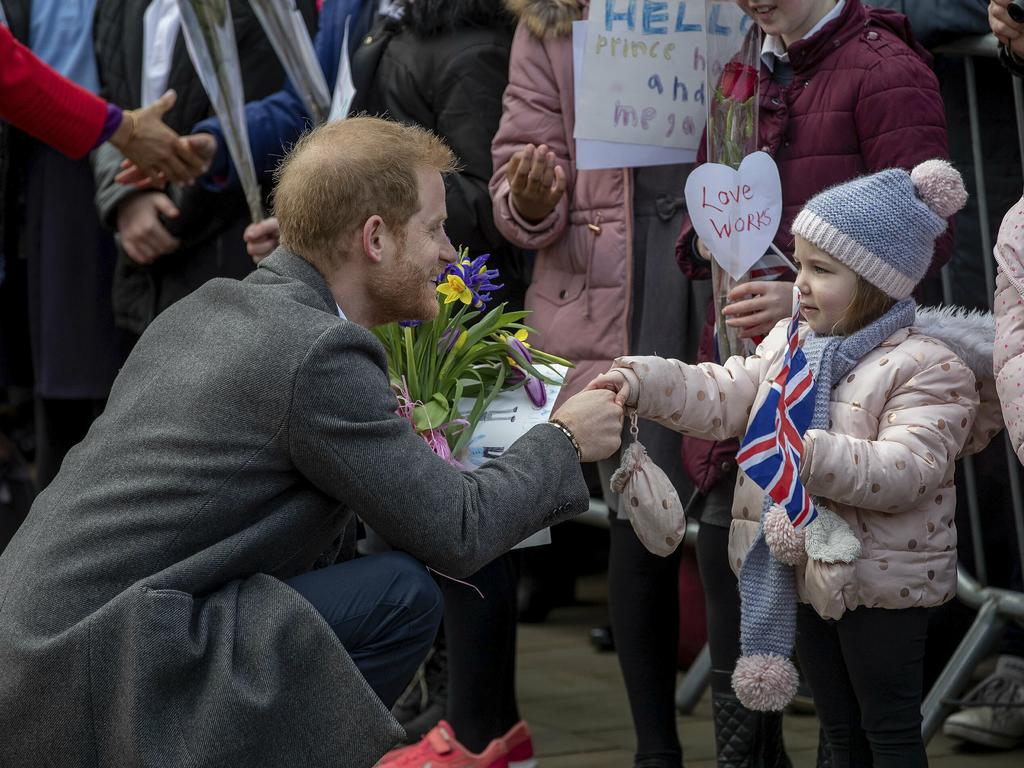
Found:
[373,250,572,465]
[177,0,263,222]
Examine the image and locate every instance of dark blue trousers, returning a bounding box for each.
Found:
[286,551,443,708]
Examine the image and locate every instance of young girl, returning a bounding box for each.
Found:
[590,160,998,767]
[676,1,953,760]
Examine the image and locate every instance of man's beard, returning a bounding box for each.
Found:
[368,245,440,326]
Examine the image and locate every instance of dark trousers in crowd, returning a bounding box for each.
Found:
[608,514,683,768]
[33,397,106,490]
[286,550,443,708]
[442,551,521,752]
[796,604,929,768]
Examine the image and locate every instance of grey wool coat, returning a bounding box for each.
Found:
[0,248,590,767]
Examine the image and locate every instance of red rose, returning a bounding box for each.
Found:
[720,62,758,102]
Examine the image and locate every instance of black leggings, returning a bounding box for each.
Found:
[796,604,929,768]
[442,551,521,753]
[695,522,743,695]
[609,514,682,767]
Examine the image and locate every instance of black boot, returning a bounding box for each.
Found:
[712,691,793,768]
[815,727,833,768]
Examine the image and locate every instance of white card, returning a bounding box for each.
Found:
[328,16,355,122]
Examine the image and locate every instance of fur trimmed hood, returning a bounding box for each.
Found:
[914,305,994,381]
[503,0,584,39]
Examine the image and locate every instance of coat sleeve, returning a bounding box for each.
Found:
[854,48,954,272]
[995,269,1024,465]
[675,131,711,279]
[288,324,590,578]
[433,41,509,254]
[0,24,108,159]
[613,320,785,440]
[801,348,978,512]
[488,22,571,251]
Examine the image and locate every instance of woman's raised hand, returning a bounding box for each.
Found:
[506,143,567,223]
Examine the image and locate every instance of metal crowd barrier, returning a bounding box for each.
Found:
[921,33,1024,742]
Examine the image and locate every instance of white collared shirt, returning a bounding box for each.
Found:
[761,0,845,71]
[142,0,181,107]
[337,304,347,320]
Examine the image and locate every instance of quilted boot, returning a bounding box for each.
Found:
[712,691,793,768]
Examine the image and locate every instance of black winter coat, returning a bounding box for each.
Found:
[353,1,531,306]
[91,0,317,334]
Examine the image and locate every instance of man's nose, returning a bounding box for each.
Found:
[441,237,457,263]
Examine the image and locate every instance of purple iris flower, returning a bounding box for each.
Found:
[399,320,422,328]
[438,253,503,308]
[438,327,460,353]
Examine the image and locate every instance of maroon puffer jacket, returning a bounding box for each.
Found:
[677,0,952,495]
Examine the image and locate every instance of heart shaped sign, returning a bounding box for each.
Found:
[683,151,783,280]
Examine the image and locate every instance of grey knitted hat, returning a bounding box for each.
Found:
[791,160,968,299]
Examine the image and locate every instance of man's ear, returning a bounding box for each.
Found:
[361,215,387,264]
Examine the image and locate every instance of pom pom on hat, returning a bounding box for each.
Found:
[911,159,968,218]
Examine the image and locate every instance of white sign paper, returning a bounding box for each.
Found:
[572,21,696,170]
[328,17,355,122]
[459,365,569,548]
[575,0,707,150]
[683,151,782,279]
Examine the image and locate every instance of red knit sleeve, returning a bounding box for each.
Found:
[0,24,109,159]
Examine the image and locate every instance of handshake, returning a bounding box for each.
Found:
[546,369,633,463]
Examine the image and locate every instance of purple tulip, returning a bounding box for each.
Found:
[524,375,547,407]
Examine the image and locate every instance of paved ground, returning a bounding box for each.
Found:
[515,577,1024,767]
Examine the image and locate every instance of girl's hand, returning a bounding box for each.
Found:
[586,370,631,407]
[506,143,567,223]
[723,280,795,339]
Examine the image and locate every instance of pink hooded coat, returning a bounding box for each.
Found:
[614,311,1001,619]
[994,196,1024,465]
[490,0,632,405]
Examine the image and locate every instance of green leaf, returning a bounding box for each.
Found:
[413,397,450,431]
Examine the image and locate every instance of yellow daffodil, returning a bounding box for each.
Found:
[436,274,474,305]
[454,331,468,351]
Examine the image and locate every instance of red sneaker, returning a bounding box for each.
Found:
[376,721,509,768]
[501,721,537,768]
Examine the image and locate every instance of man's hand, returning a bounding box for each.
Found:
[115,131,218,189]
[244,216,280,264]
[722,280,794,339]
[991,0,1024,45]
[550,389,623,462]
[108,90,209,187]
[506,143,567,223]
[115,191,181,265]
[585,370,631,407]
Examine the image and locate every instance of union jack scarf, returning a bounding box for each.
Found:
[736,302,817,529]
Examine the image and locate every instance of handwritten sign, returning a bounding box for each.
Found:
[683,151,782,279]
[575,0,706,150]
